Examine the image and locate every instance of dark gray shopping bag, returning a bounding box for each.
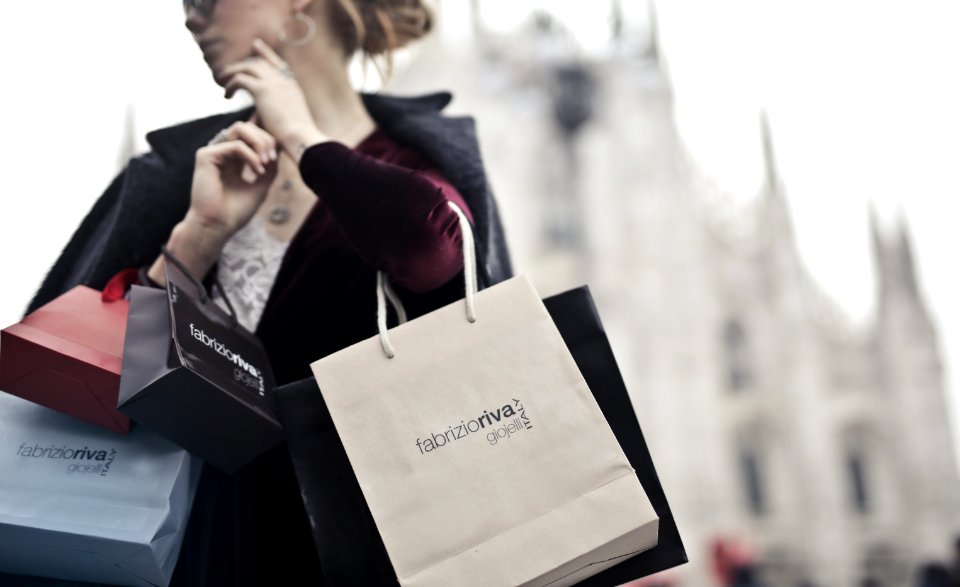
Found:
[117,248,282,473]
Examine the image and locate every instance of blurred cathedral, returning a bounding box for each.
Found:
[379,1,960,585]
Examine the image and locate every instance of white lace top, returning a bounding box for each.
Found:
[211,215,290,333]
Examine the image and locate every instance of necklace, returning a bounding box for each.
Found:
[268,178,294,225]
[264,116,378,225]
[267,152,301,225]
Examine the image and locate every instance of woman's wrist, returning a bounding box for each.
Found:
[278,125,328,164]
[146,216,230,286]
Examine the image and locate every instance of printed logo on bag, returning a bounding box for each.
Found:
[16,443,118,476]
[416,398,533,455]
[189,323,266,395]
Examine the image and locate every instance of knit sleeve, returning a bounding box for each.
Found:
[298,141,473,293]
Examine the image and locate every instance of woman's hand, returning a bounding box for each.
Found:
[145,120,277,286]
[220,38,325,158]
[187,119,278,238]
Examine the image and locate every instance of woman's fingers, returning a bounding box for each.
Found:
[220,58,268,81]
[220,55,283,85]
[202,140,267,177]
[222,43,291,85]
[218,41,312,152]
[224,72,262,100]
[221,121,277,163]
[252,38,287,70]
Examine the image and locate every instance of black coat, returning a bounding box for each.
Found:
[23,90,513,586]
[27,90,512,317]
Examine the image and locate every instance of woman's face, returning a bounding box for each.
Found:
[184,0,292,86]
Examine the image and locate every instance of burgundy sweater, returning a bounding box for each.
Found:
[294,126,473,293]
[119,125,473,383]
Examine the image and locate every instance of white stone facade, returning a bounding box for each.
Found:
[386,7,960,585]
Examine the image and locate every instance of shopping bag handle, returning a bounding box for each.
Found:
[160,245,239,326]
[376,200,477,358]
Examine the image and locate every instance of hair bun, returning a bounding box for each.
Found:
[328,0,433,81]
[362,0,433,54]
[330,0,433,58]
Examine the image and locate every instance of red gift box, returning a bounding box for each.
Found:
[0,284,131,434]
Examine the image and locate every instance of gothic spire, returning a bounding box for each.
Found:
[115,103,137,173]
[870,203,922,305]
[469,0,484,40]
[869,202,884,271]
[611,0,623,44]
[895,209,920,298]
[647,0,661,65]
[760,111,781,196]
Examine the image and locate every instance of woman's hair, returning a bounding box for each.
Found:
[326,0,434,81]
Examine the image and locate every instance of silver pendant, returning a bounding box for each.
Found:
[269,206,291,225]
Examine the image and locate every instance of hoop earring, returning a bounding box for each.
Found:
[277,11,317,47]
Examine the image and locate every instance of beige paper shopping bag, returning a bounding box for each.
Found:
[310,204,658,587]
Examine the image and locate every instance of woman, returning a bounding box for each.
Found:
[26,0,511,585]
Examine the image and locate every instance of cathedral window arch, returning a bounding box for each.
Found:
[722,317,752,391]
[736,426,773,517]
[841,422,890,517]
[739,446,766,515]
[846,450,870,514]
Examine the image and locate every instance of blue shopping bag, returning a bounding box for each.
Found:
[0,390,201,586]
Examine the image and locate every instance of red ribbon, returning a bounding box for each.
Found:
[101,268,141,302]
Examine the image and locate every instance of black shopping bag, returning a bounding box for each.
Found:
[545,286,687,586]
[117,247,283,474]
[274,284,687,586]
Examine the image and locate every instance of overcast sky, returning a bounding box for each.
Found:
[2,0,958,461]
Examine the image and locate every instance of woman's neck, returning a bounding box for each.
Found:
[285,46,377,148]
